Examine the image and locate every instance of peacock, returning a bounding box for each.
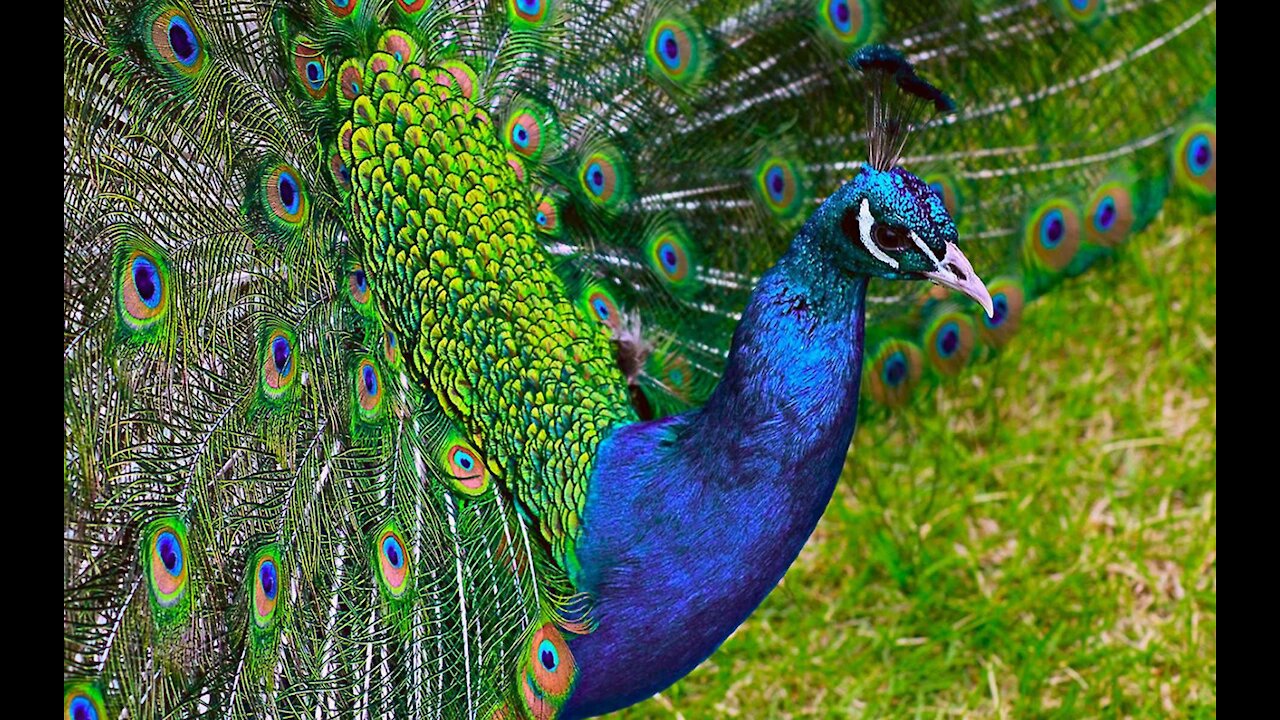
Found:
[63,0,1216,717]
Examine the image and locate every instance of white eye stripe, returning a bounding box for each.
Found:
[909,230,936,263]
[858,199,899,270]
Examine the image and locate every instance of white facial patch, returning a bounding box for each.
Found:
[858,199,899,270]
[909,230,936,267]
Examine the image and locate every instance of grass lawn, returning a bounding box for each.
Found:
[612,215,1217,719]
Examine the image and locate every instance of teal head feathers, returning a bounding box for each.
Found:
[802,46,993,315]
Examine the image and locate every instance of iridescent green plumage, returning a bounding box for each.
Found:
[64,0,1215,716]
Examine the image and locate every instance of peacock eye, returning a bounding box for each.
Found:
[872,224,913,252]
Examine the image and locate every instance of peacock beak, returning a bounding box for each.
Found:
[924,242,994,318]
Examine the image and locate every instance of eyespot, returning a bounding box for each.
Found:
[506,112,543,157]
[252,550,280,628]
[817,0,877,45]
[1085,181,1135,246]
[865,340,923,407]
[579,150,627,208]
[1024,198,1080,272]
[533,199,560,235]
[440,435,490,496]
[1172,122,1216,200]
[396,0,429,14]
[349,266,371,307]
[64,685,106,720]
[118,249,170,334]
[645,226,697,290]
[263,163,308,229]
[923,173,962,219]
[925,313,975,375]
[354,358,384,421]
[1186,136,1212,175]
[520,623,577,719]
[581,287,621,332]
[292,39,327,98]
[977,277,1025,348]
[376,525,410,597]
[653,349,695,402]
[329,0,359,18]
[149,9,206,77]
[654,237,688,281]
[329,150,352,192]
[646,16,706,86]
[147,521,189,609]
[1056,0,1104,25]
[383,330,401,365]
[261,329,298,400]
[872,224,913,252]
[755,157,804,218]
[509,0,550,28]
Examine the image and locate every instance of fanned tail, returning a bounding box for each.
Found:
[64,0,1215,717]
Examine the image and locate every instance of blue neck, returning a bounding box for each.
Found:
[563,239,869,719]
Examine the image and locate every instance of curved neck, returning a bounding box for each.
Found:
[564,240,868,719]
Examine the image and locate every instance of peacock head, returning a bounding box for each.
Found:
[810,44,993,316]
[817,164,993,317]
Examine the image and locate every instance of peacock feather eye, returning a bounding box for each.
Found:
[646,15,708,87]
[1172,122,1216,199]
[651,348,695,401]
[508,113,540,154]
[923,173,962,220]
[1024,198,1080,272]
[644,225,697,290]
[117,249,171,335]
[396,0,429,14]
[1055,0,1105,26]
[261,328,299,400]
[755,157,805,219]
[251,548,281,628]
[348,265,371,308]
[146,519,190,610]
[924,312,975,376]
[292,38,327,98]
[519,623,577,720]
[439,434,490,496]
[338,59,364,101]
[329,151,352,191]
[579,149,630,209]
[509,0,551,30]
[817,0,879,46]
[262,163,309,230]
[580,286,622,332]
[865,339,923,407]
[383,330,401,365]
[64,684,107,720]
[374,524,411,598]
[505,103,557,161]
[1085,181,1135,246]
[977,277,1025,348]
[533,198,561,235]
[328,0,359,18]
[354,358,384,421]
[149,8,206,77]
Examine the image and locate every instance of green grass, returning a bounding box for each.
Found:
[612,216,1217,719]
